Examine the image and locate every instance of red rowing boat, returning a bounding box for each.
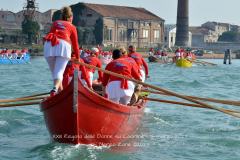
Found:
[41,71,146,146]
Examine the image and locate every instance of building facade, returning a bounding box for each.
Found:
[53,3,165,48]
[164,24,192,48]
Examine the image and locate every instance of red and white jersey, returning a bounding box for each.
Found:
[63,59,91,88]
[102,57,141,89]
[44,20,79,59]
[83,56,103,81]
[128,52,149,76]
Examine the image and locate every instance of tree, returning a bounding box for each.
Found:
[22,19,40,44]
[93,18,103,45]
[218,31,240,42]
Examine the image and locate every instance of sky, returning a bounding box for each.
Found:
[1,0,240,26]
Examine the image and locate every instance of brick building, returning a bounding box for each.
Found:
[53,3,165,48]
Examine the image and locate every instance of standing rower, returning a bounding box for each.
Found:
[43,6,80,95]
[128,45,149,82]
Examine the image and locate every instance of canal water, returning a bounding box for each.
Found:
[0,57,239,160]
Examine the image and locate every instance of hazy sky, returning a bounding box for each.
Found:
[1,0,240,26]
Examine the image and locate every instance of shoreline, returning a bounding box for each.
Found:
[140,52,236,59]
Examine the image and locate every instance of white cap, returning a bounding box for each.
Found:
[91,47,99,54]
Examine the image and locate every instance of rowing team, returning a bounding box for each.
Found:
[172,47,196,62]
[0,48,28,59]
[43,6,149,105]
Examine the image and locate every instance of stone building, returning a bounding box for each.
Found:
[189,21,240,47]
[0,9,55,43]
[53,3,165,48]
[164,24,192,48]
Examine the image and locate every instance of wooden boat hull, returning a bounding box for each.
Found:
[41,71,146,145]
[176,58,192,68]
[0,54,30,64]
[148,55,159,62]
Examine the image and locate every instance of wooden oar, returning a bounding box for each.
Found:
[144,97,240,114]
[0,92,49,103]
[194,59,217,66]
[0,96,46,103]
[140,89,240,106]
[72,59,240,118]
[0,101,41,108]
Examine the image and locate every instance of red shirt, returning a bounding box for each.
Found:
[102,58,141,89]
[44,20,79,59]
[128,52,149,76]
[63,59,91,88]
[122,55,141,76]
[83,56,103,81]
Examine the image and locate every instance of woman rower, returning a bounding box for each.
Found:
[102,49,141,105]
[128,45,149,82]
[43,6,80,95]
[82,47,103,87]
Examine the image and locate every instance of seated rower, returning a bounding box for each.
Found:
[102,49,141,105]
[175,47,184,60]
[11,50,18,59]
[185,48,195,61]
[0,49,4,58]
[83,47,103,87]
[62,57,91,89]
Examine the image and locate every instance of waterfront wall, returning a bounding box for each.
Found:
[194,42,240,53]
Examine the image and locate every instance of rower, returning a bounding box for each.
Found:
[185,48,195,61]
[83,47,103,87]
[120,47,141,77]
[128,45,149,82]
[102,49,141,105]
[11,49,18,59]
[148,48,154,56]
[62,57,91,89]
[161,49,168,62]
[175,47,184,60]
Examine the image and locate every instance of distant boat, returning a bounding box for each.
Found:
[0,54,30,64]
[176,58,192,68]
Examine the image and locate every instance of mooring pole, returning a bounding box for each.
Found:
[224,49,232,64]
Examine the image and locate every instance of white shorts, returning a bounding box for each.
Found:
[44,39,72,59]
[106,81,135,99]
[46,57,69,80]
[140,69,146,82]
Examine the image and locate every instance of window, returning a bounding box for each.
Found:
[127,29,138,40]
[118,29,127,41]
[143,29,149,38]
[154,30,160,39]
[87,14,92,17]
[105,28,112,41]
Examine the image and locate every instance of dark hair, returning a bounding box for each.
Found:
[61,6,73,21]
[112,49,121,59]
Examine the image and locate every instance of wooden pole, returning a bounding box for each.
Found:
[141,89,240,106]
[145,97,240,114]
[0,101,41,108]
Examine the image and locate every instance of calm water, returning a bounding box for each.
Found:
[0,57,240,160]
